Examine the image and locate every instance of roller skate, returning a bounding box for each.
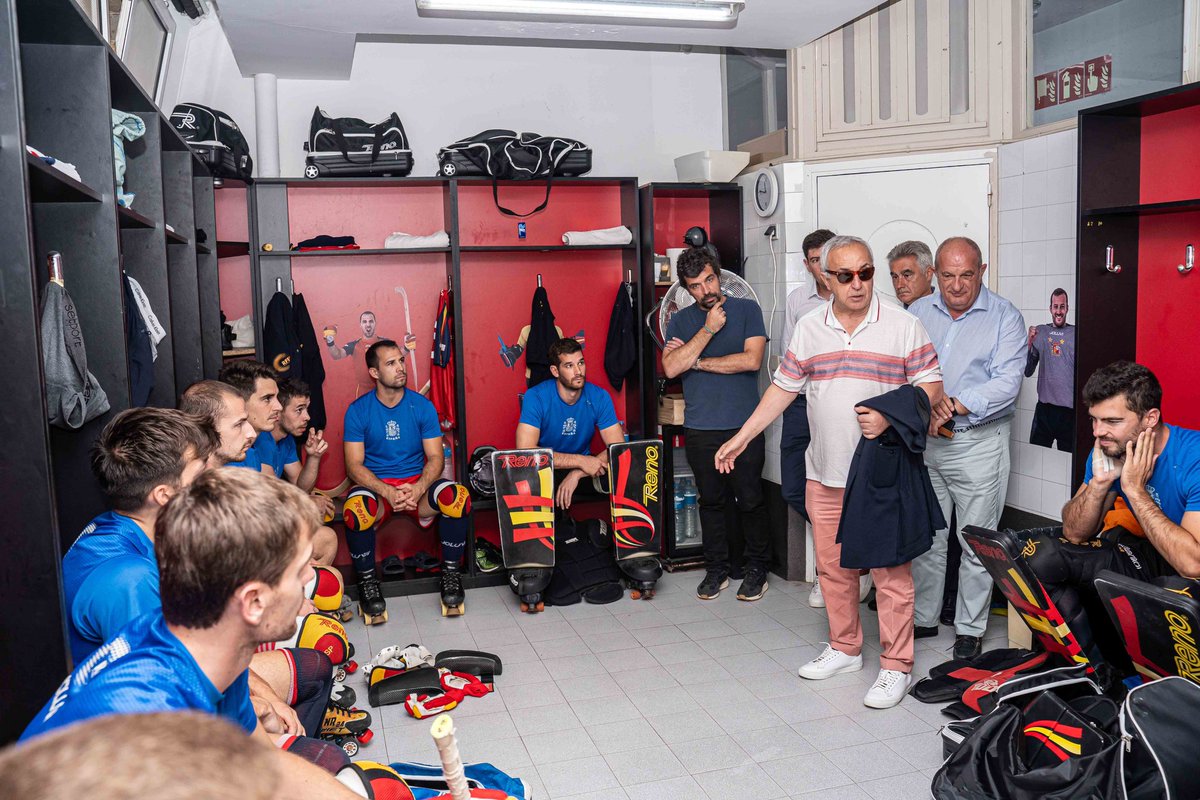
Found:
[357,571,388,625]
[330,678,357,710]
[319,702,373,758]
[508,567,551,614]
[440,562,465,617]
[620,556,663,600]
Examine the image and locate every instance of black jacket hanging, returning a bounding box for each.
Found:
[291,291,327,431]
[123,275,154,406]
[837,383,944,569]
[525,285,558,388]
[604,282,637,390]
[262,290,300,378]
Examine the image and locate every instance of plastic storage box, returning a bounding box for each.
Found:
[674,150,750,183]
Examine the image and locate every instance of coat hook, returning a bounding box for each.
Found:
[1179,244,1194,275]
[1105,245,1121,274]
[275,276,283,292]
[537,274,543,288]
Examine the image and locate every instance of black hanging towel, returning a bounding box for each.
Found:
[262,289,300,378]
[604,280,637,390]
[291,291,327,431]
[525,285,558,388]
[123,275,154,406]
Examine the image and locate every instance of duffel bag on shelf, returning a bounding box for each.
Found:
[436,129,591,217]
[304,106,412,179]
[170,102,253,181]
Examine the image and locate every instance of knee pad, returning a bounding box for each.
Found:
[306,565,344,613]
[1021,533,1071,585]
[428,479,471,518]
[265,613,351,667]
[336,761,410,799]
[344,486,392,531]
[277,734,351,774]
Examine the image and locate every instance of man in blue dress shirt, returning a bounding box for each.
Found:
[908,237,1026,660]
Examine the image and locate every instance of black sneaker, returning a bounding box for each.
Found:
[696,569,730,600]
[914,625,939,640]
[736,565,768,601]
[953,634,982,660]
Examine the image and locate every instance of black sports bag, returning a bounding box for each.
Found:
[436,130,591,217]
[304,107,412,179]
[170,103,253,181]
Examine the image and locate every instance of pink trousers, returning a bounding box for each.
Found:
[806,480,915,672]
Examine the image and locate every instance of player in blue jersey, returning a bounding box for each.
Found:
[219,361,338,566]
[1025,361,1200,667]
[516,337,624,510]
[266,379,336,524]
[180,379,257,467]
[67,403,340,750]
[343,340,473,620]
[22,469,363,797]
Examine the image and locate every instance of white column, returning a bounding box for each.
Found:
[253,72,280,178]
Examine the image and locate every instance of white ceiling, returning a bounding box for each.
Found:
[212,0,880,79]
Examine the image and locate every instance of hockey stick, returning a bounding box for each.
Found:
[430,714,471,800]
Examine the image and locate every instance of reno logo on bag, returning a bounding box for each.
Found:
[498,453,550,469]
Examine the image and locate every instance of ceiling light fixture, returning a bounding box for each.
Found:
[415,0,745,25]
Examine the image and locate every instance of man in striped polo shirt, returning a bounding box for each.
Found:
[716,234,944,709]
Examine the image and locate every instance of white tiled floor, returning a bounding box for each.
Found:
[343,571,1009,799]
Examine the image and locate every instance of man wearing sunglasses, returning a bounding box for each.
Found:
[908,237,1026,660]
[715,235,944,709]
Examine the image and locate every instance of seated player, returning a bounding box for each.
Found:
[21,469,362,799]
[265,378,336,523]
[515,337,624,509]
[68,405,336,749]
[343,339,472,620]
[1024,361,1200,667]
[218,361,338,566]
[180,379,256,467]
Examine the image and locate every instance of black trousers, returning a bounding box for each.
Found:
[779,397,809,520]
[685,427,771,572]
[1024,529,1174,668]
[1030,402,1075,451]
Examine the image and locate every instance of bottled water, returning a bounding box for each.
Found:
[682,478,701,543]
[674,478,687,545]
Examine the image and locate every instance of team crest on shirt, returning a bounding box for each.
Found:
[561,418,577,437]
[385,420,401,441]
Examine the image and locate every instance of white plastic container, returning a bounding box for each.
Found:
[674,150,750,183]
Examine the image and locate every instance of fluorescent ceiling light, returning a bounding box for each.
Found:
[415,0,745,24]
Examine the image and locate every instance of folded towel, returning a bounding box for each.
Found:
[561,226,633,246]
[383,230,451,249]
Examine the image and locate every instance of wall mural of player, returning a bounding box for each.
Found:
[1025,288,1075,452]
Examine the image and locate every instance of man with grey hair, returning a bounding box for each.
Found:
[908,236,1026,660]
[715,234,944,709]
[887,240,936,308]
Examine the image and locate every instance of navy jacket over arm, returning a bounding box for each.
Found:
[837,383,946,569]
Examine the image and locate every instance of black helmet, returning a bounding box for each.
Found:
[468,445,498,497]
[683,226,708,248]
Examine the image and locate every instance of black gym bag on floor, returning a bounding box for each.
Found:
[436,130,591,217]
[304,107,412,179]
[170,102,253,181]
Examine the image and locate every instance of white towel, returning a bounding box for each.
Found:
[383,230,451,249]
[125,275,166,360]
[561,226,633,246]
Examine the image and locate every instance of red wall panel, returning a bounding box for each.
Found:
[1135,211,1200,427]
[286,185,447,248]
[456,183,625,247]
[652,195,711,256]
[459,251,630,456]
[1140,104,1200,205]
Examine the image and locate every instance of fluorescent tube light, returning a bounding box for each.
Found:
[415,0,744,24]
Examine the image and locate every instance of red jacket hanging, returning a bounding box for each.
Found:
[429,288,456,431]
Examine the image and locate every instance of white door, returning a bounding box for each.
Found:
[815,163,991,302]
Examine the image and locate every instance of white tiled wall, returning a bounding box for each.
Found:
[997,129,1079,520]
[737,163,806,485]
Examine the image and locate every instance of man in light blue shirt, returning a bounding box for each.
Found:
[908,236,1026,660]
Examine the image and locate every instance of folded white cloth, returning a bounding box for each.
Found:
[383,230,450,249]
[561,226,633,246]
[230,315,255,348]
[125,275,166,361]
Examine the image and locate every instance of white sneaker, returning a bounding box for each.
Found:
[808,576,826,608]
[863,668,913,709]
[859,573,873,602]
[797,644,863,680]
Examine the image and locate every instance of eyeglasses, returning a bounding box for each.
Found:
[825,266,875,284]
